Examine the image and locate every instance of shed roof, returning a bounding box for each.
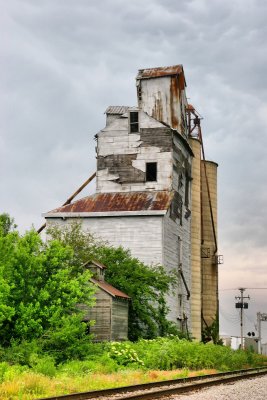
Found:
[84,260,107,270]
[136,65,184,80]
[105,106,130,115]
[45,191,173,214]
[91,278,130,299]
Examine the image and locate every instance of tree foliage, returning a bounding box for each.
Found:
[0,216,96,352]
[96,246,178,340]
[0,213,17,236]
[48,222,179,341]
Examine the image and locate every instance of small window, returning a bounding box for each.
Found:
[129,111,139,133]
[146,162,157,182]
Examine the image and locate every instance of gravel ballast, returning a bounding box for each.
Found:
[169,375,267,400]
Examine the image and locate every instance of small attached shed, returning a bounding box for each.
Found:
[82,260,130,341]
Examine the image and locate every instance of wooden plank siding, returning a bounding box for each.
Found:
[85,289,113,341]
[79,286,129,342]
[111,299,129,341]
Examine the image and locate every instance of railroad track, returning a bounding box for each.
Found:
[38,367,267,400]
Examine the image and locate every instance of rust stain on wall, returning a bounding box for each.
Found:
[170,76,179,130]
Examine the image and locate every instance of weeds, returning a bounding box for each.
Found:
[0,337,266,399]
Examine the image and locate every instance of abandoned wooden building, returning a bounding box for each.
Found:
[44,64,220,341]
[79,260,130,341]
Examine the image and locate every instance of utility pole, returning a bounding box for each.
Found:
[235,288,250,350]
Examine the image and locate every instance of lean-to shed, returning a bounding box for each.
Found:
[81,260,130,342]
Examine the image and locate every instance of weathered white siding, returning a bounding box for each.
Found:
[163,212,191,330]
[46,215,164,266]
[47,213,191,329]
[138,77,181,129]
[96,111,173,193]
[137,75,188,136]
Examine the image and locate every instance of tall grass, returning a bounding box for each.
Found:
[131,337,265,371]
[0,337,266,399]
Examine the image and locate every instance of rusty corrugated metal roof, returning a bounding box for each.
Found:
[137,65,184,80]
[91,278,130,299]
[105,106,130,115]
[46,191,173,214]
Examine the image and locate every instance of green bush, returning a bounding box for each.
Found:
[131,337,266,371]
[30,355,57,377]
[107,342,144,367]
[0,336,266,381]
[0,363,28,382]
[0,339,42,366]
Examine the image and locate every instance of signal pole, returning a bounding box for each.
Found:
[235,288,250,350]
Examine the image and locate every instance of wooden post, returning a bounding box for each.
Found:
[37,172,96,234]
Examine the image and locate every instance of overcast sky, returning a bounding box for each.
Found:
[1,0,267,342]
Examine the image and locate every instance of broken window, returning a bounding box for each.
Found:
[146,162,157,182]
[129,111,139,133]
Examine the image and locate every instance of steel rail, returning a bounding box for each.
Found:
[37,367,267,400]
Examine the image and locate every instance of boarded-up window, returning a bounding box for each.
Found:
[146,162,157,181]
[129,111,139,133]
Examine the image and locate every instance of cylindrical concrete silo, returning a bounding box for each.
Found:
[201,160,218,328]
[189,137,202,341]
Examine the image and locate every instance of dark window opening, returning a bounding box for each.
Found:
[184,172,191,208]
[185,174,189,207]
[130,111,139,133]
[146,162,157,182]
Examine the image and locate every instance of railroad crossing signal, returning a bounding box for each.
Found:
[235,302,248,309]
